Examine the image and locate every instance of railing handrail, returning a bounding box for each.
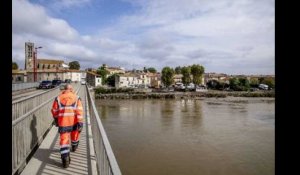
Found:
[12,86,60,104]
[86,85,122,175]
[12,86,81,126]
[12,82,40,91]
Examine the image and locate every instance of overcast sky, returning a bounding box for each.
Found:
[12,0,274,75]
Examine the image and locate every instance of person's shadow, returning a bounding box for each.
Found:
[30,114,38,148]
[28,115,61,172]
[30,114,61,167]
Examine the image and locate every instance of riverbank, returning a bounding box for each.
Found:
[94,90,275,99]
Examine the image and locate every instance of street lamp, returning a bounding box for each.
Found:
[33,46,42,82]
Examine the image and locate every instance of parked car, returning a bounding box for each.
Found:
[81,80,86,85]
[60,82,67,90]
[51,80,62,88]
[187,83,195,90]
[224,87,233,91]
[258,84,268,90]
[195,85,208,92]
[65,79,72,83]
[38,80,52,89]
[168,87,175,92]
[250,88,259,92]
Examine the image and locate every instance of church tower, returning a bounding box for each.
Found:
[25,42,34,70]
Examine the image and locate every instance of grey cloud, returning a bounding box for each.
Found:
[135,33,176,60]
[12,0,274,74]
[186,49,236,60]
[80,56,133,70]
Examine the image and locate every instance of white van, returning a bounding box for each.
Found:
[258,84,268,90]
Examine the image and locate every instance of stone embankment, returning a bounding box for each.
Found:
[94,91,275,100]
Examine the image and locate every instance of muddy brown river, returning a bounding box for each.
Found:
[96,97,274,175]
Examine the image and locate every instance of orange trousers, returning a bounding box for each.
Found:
[60,130,80,157]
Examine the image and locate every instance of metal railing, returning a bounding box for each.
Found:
[86,85,122,175]
[12,82,40,91]
[12,87,60,121]
[12,84,81,175]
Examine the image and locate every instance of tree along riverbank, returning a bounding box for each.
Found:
[94,90,275,100]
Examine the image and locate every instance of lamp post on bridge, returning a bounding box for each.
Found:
[33,46,42,82]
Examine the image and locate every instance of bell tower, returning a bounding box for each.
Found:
[25,42,34,70]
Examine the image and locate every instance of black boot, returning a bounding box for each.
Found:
[72,144,78,152]
[62,155,71,168]
[71,141,79,152]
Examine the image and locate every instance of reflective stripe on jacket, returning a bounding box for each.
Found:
[51,90,83,132]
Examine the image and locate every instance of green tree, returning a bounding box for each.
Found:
[181,66,191,88]
[69,61,80,70]
[175,66,182,74]
[147,67,157,73]
[107,74,117,87]
[97,65,109,85]
[161,67,175,87]
[190,64,205,85]
[238,77,250,91]
[258,77,264,84]
[250,78,259,87]
[229,77,240,91]
[12,61,18,70]
[207,80,219,89]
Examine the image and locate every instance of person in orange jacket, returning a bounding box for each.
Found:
[51,84,83,168]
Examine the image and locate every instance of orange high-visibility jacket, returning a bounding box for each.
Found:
[51,90,83,133]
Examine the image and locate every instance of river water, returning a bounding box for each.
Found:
[96,98,274,175]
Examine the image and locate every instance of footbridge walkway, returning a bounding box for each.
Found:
[12,83,121,175]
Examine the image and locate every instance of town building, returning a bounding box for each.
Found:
[115,73,139,88]
[115,72,151,88]
[12,70,27,83]
[173,74,183,83]
[86,71,102,87]
[25,69,85,82]
[147,73,161,88]
[21,42,86,83]
[25,42,34,70]
[37,59,69,70]
[102,64,125,75]
[205,73,228,84]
